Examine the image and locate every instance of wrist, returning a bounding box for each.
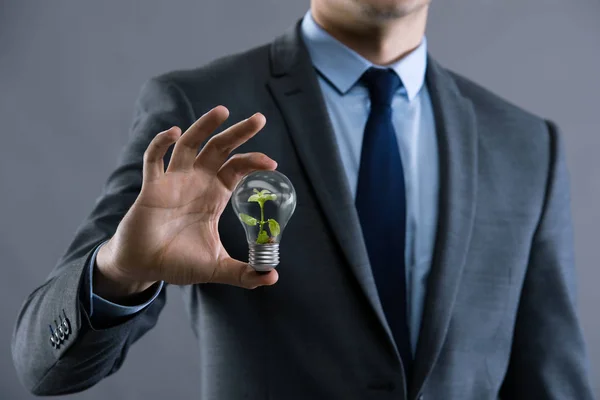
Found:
[94,240,156,304]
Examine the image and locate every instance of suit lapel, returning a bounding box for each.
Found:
[266,23,479,395]
[267,23,398,354]
[409,58,479,398]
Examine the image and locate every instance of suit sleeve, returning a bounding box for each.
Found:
[11,77,196,396]
[500,122,595,399]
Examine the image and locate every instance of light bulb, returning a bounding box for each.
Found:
[231,170,297,272]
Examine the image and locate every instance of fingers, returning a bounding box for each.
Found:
[194,113,266,173]
[217,152,277,191]
[143,126,182,182]
[166,106,230,172]
[211,257,279,289]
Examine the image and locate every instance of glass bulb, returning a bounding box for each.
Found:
[231,170,297,271]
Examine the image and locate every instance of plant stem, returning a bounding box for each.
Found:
[259,201,265,233]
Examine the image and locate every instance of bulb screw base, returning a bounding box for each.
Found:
[249,243,279,272]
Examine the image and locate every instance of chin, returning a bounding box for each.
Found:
[354,0,429,18]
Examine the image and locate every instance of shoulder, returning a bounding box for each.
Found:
[149,42,272,102]
[439,67,556,159]
[446,69,548,131]
[440,66,564,199]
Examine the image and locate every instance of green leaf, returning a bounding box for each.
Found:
[239,213,257,226]
[267,219,280,237]
[256,230,269,244]
[248,189,277,204]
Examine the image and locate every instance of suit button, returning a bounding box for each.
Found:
[61,309,71,335]
[57,325,65,338]
[54,320,65,341]
[62,318,70,335]
[50,335,58,348]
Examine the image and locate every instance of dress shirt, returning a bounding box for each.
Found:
[86,242,163,320]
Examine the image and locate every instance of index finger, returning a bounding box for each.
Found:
[194,112,266,173]
[166,105,230,172]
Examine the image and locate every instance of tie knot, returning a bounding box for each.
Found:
[361,67,402,107]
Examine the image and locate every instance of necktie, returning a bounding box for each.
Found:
[355,67,412,378]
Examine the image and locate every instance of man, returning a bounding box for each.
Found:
[11,0,595,398]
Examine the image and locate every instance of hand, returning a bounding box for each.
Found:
[95,106,279,301]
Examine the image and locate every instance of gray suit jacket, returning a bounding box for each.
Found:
[12,21,594,400]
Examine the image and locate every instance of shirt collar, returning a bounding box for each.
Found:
[300,10,427,101]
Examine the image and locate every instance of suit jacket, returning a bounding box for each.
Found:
[12,21,594,400]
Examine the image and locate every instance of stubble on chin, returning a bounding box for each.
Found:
[351,0,428,21]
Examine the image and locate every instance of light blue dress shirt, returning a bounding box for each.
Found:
[301,11,439,351]
[89,10,440,351]
[86,242,164,320]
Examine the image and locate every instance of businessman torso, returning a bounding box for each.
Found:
[12,19,593,400]
[157,22,590,399]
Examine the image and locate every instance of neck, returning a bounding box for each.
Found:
[310,3,428,66]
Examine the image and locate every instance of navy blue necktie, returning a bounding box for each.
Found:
[355,67,412,377]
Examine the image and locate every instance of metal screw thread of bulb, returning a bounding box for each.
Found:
[248,243,279,272]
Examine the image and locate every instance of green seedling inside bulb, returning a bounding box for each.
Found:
[238,189,281,244]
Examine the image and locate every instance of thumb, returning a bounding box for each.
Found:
[212,256,279,289]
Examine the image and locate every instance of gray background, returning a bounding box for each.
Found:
[1,0,598,398]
